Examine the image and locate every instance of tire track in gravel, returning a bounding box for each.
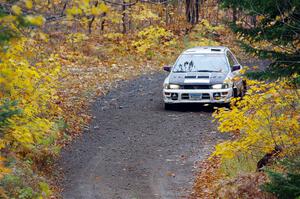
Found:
[59,72,226,199]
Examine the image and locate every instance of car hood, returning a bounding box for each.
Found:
[168,71,228,85]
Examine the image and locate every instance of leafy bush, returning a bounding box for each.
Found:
[0,38,61,154]
[213,79,300,161]
[1,157,52,198]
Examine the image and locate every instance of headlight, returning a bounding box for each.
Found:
[164,84,180,89]
[169,84,180,89]
[211,83,229,89]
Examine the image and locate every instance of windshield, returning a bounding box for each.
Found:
[172,54,229,73]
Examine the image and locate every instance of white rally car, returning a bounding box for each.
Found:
[163,46,246,109]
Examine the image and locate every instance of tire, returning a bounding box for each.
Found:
[240,80,247,97]
[164,103,173,110]
[224,102,231,109]
[239,88,246,98]
[233,87,238,97]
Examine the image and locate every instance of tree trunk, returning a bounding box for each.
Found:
[88,1,99,34]
[232,7,237,24]
[61,0,69,16]
[256,145,282,172]
[251,15,257,27]
[186,0,194,24]
[100,12,106,32]
[195,0,200,23]
[122,0,127,34]
[186,0,200,24]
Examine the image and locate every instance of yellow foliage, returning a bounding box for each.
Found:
[105,8,122,24]
[24,0,33,9]
[67,1,108,17]
[0,38,61,150]
[99,2,109,13]
[212,79,300,161]
[130,3,159,21]
[11,5,22,15]
[67,33,88,44]
[186,19,224,48]
[91,6,102,16]
[0,157,11,180]
[237,33,296,54]
[103,33,124,40]
[25,15,45,26]
[133,26,176,53]
[66,6,83,16]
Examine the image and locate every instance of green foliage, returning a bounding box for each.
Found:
[1,157,52,199]
[263,157,300,199]
[0,99,21,128]
[18,187,34,199]
[221,0,300,83]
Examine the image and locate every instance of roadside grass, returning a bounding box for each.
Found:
[220,153,260,178]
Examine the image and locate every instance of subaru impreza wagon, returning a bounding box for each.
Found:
[163,46,246,109]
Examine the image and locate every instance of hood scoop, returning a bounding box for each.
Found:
[169,71,227,85]
[184,73,210,84]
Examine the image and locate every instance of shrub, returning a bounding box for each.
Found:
[263,157,300,199]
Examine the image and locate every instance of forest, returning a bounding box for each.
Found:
[0,0,299,198]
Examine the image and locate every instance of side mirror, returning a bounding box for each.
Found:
[163,65,172,72]
[232,64,241,72]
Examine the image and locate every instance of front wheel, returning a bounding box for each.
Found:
[240,80,247,97]
[224,102,231,109]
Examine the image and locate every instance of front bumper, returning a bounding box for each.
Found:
[163,88,233,104]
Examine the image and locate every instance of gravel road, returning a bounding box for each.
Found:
[59,72,226,199]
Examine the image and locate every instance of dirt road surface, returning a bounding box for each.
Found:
[59,73,226,199]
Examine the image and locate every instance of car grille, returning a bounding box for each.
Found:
[202,93,210,99]
[183,85,210,89]
[181,93,211,100]
[181,93,189,99]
